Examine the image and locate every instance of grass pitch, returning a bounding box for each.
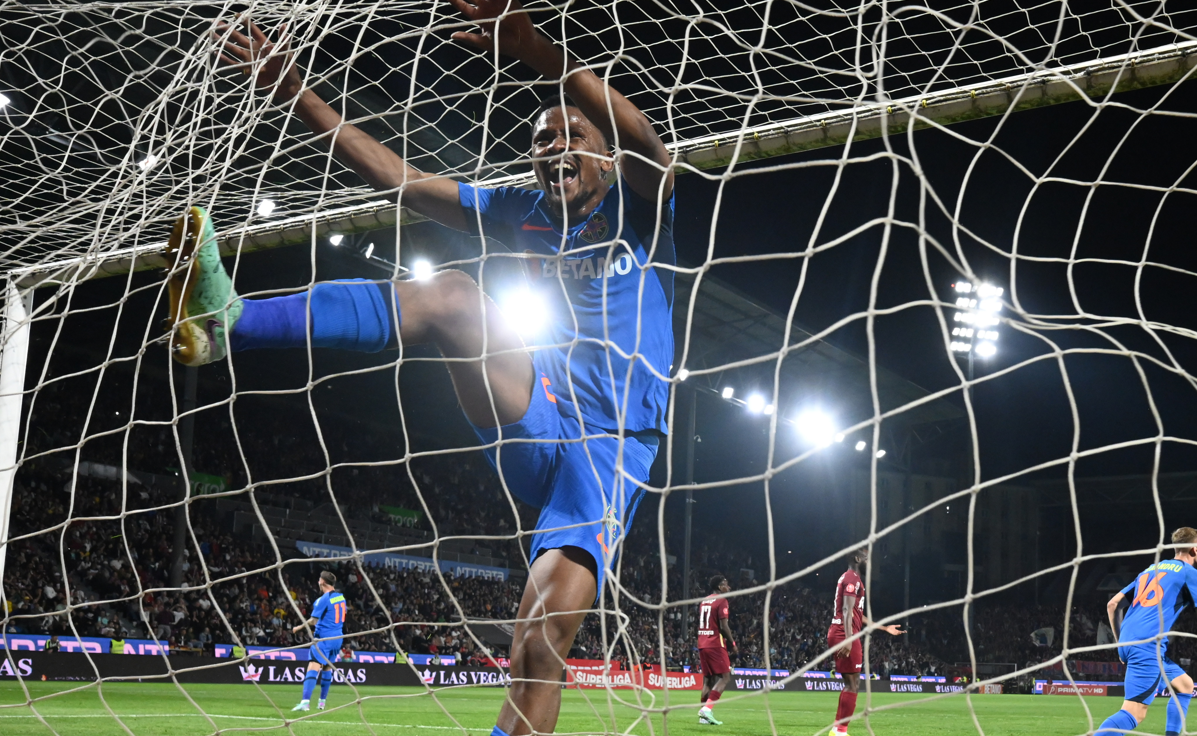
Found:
[0,681,1155,735]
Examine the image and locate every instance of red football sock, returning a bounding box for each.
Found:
[705,690,722,709]
[834,691,857,731]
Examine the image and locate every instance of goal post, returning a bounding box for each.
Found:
[0,279,32,606]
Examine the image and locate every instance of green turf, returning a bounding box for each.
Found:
[0,681,1169,735]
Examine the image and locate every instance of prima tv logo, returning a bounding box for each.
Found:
[239,663,263,682]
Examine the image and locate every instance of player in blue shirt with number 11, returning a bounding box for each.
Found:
[1097,527,1197,736]
[291,571,346,712]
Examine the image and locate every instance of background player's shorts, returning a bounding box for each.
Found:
[1120,643,1186,704]
[827,626,863,675]
[699,646,731,677]
[310,638,343,667]
[472,360,658,599]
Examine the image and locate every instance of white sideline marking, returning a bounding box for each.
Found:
[0,713,490,729]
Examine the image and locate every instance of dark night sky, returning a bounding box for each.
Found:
[673,79,1197,483]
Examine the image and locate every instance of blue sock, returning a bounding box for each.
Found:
[231,279,395,352]
[320,670,333,700]
[491,727,510,736]
[1167,692,1192,736]
[301,669,318,701]
[1097,709,1138,736]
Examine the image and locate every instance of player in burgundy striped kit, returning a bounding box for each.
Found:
[826,548,904,734]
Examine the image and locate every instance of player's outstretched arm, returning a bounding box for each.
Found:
[449,0,674,203]
[213,19,466,231]
[862,616,905,636]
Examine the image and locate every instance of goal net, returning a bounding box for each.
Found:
[2,0,1197,733]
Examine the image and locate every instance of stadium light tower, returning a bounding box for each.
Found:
[949,280,1003,382]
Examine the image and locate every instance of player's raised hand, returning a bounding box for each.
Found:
[880,624,906,636]
[213,17,302,102]
[448,0,545,63]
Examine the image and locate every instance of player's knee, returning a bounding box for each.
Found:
[1174,673,1195,694]
[511,624,568,675]
[424,269,482,328]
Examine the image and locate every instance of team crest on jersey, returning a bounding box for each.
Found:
[845,583,855,593]
[579,212,609,243]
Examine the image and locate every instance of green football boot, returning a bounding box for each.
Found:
[164,206,242,366]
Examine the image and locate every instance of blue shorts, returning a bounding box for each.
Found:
[1120,643,1186,704]
[310,638,343,666]
[473,361,658,598]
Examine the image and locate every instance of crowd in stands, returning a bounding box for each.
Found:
[8,368,1195,683]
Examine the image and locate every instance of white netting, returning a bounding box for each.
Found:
[2,1,1196,271]
[4,1,1197,735]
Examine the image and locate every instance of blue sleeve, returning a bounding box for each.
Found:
[1121,578,1137,597]
[458,184,532,240]
[311,595,328,621]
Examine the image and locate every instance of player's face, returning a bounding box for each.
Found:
[718,580,730,594]
[531,106,612,221]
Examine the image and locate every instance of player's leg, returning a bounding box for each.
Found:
[1164,666,1192,736]
[494,546,596,736]
[318,659,336,710]
[294,660,322,711]
[833,645,862,735]
[700,668,731,725]
[165,206,532,428]
[492,431,656,736]
[1098,647,1153,735]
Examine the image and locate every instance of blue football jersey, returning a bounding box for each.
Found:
[310,590,347,639]
[1118,559,1197,648]
[458,178,675,435]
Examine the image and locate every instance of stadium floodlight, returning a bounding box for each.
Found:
[364,243,375,259]
[499,288,547,336]
[875,449,887,459]
[763,404,774,416]
[328,234,344,246]
[746,394,766,414]
[137,154,158,171]
[256,199,276,217]
[676,368,689,382]
[949,280,1003,370]
[721,387,734,400]
[0,92,9,110]
[855,440,866,452]
[795,410,836,447]
[412,259,433,280]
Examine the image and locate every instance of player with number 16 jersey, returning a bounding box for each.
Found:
[1095,527,1197,736]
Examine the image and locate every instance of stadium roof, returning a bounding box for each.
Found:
[674,270,963,431]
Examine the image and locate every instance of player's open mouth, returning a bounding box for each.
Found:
[547,158,579,190]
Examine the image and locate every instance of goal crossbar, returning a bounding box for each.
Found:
[9,39,1195,292]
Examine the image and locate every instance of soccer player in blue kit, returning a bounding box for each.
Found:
[1096,527,1197,736]
[178,1,675,734]
[291,571,346,712]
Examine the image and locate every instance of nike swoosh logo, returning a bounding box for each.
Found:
[521,223,554,231]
